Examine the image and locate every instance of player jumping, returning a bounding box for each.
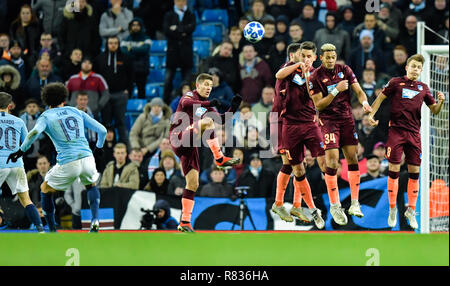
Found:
[8,83,107,233]
[270,42,325,229]
[170,73,242,232]
[309,43,372,225]
[368,54,445,229]
[0,92,44,232]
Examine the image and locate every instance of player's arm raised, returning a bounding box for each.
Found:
[310,79,348,112]
[367,92,387,126]
[8,117,47,163]
[351,82,372,113]
[83,112,107,148]
[428,91,446,115]
[275,62,305,80]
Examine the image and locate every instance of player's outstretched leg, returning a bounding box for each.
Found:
[404,171,420,229]
[178,188,195,232]
[272,162,294,222]
[387,170,400,228]
[86,184,100,233]
[40,181,58,232]
[17,192,44,233]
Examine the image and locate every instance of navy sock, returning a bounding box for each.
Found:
[41,193,56,231]
[25,204,43,229]
[86,185,100,222]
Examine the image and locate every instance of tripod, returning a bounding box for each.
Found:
[231,186,257,230]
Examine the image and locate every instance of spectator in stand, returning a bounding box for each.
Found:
[275,15,290,43]
[238,16,250,34]
[267,35,287,76]
[19,98,44,170]
[359,69,377,99]
[348,29,386,80]
[349,0,367,24]
[293,2,324,42]
[357,113,378,157]
[0,34,10,59]
[169,80,191,113]
[228,26,244,65]
[387,45,408,77]
[95,35,134,145]
[314,0,338,25]
[353,13,387,52]
[402,0,432,22]
[313,11,351,62]
[428,0,447,43]
[67,57,110,120]
[31,0,66,37]
[120,17,152,99]
[32,33,62,72]
[153,199,178,230]
[144,167,169,194]
[360,154,385,182]
[159,150,184,193]
[100,143,140,190]
[59,0,101,59]
[376,3,400,45]
[380,0,403,28]
[129,97,172,161]
[241,125,270,159]
[26,155,51,210]
[74,91,97,150]
[0,64,25,115]
[203,41,240,93]
[436,11,448,45]
[99,0,133,42]
[9,4,42,59]
[246,0,275,23]
[128,148,146,190]
[145,137,179,183]
[199,165,234,197]
[254,20,277,62]
[267,0,293,21]
[97,127,117,173]
[207,67,235,114]
[25,58,62,107]
[372,141,389,174]
[60,48,82,82]
[2,40,31,87]
[233,102,264,145]
[237,153,276,198]
[364,58,390,87]
[162,0,196,104]
[337,6,357,42]
[239,44,273,104]
[396,14,418,57]
[287,21,304,45]
[251,86,274,132]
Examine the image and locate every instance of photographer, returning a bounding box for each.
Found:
[141,199,178,230]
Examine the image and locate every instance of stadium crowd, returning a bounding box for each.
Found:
[0,0,448,228]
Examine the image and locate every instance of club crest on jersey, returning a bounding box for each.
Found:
[292,73,306,86]
[402,88,420,99]
[185,91,194,97]
[338,72,344,79]
[417,85,423,91]
[309,81,313,90]
[354,132,358,139]
[195,107,207,117]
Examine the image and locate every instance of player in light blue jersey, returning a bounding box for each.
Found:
[8,83,107,232]
[0,92,44,232]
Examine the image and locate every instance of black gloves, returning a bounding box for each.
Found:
[7,150,24,164]
[231,94,243,112]
[209,98,221,108]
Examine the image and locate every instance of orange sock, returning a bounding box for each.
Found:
[407,174,420,210]
[293,181,303,208]
[275,171,291,207]
[181,198,195,222]
[206,137,224,160]
[387,171,399,208]
[295,176,315,209]
[348,169,360,201]
[325,168,339,204]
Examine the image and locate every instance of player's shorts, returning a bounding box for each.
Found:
[0,167,28,195]
[385,127,422,166]
[269,120,284,154]
[319,117,358,150]
[170,128,200,175]
[282,122,325,165]
[45,156,99,191]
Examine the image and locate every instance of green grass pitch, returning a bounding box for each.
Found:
[0,231,448,266]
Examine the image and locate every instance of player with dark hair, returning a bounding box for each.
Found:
[170,73,242,232]
[0,92,44,232]
[8,83,107,233]
[309,43,372,225]
[270,41,325,229]
[368,54,446,229]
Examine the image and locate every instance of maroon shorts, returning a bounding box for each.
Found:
[169,128,200,175]
[269,120,284,154]
[282,122,325,165]
[385,127,421,166]
[319,117,358,150]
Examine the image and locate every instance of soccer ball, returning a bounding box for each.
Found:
[243,21,265,43]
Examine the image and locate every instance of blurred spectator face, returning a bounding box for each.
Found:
[276,21,287,33]
[110,0,122,6]
[248,127,259,141]
[162,157,175,170]
[25,102,39,115]
[264,23,275,38]
[36,156,50,174]
[304,149,314,167]
[411,0,423,5]
[366,157,380,172]
[373,146,386,160]
[343,9,353,21]
[363,70,375,84]
[37,59,51,77]
[239,18,249,31]
[79,0,87,10]
[361,114,374,131]
[360,35,373,50]
[106,130,115,142]
[181,84,191,94]
[20,7,32,24]
[229,28,242,44]
[252,1,265,16]
[76,94,89,110]
[210,170,225,183]
[2,74,12,85]
[113,146,127,165]
[250,157,262,169]
[243,45,257,61]
[240,106,252,120]
[71,49,83,63]
[352,104,363,121]
[289,24,303,41]
[302,5,315,19]
[435,0,446,10]
[275,41,286,52]
[365,59,376,70]
[0,35,9,50]
[107,37,119,53]
[378,7,390,19]
[40,51,50,61]
[40,34,53,49]
[159,138,171,151]
[151,104,162,115]
[81,60,93,73]
[154,171,166,185]
[9,44,22,58]
[232,148,244,163]
[326,15,336,30]
[405,16,417,32]
[212,73,220,87]
[174,0,187,9]
[364,14,377,29]
[393,48,408,65]
[129,150,143,164]
[219,42,233,57]
[261,87,275,104]
[130,21,141,34]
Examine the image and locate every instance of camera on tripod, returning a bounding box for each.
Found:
[140,208,159,230]
[235,186,249,198]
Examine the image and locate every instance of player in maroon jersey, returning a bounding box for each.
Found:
[368,54,445,229]
[309,43,372,225]
[169,73,242,232]
[270,42,325,229]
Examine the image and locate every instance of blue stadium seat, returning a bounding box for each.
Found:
[193,23,223,44]
[201,9,228,28]
[125,113,140,131]
[193,39,212,59]
[126,99,148,113]
[160,55,166,69]
[147,69,166,83]
[132,86,139,98]
[145,83,163,99]
[150,40,167,54]
[149,56,161,70]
